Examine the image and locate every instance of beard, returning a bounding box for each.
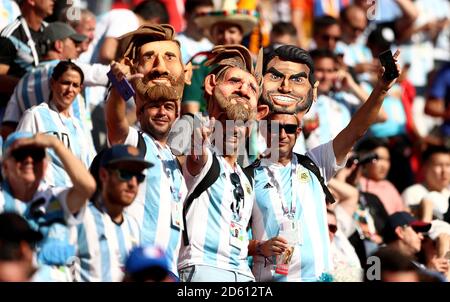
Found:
[213,89,256,121]
[133,71,185,113]
[259,89,313,114]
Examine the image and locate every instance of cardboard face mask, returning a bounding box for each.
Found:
[117,24,192,113]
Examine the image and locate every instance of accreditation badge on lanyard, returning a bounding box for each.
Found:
[229,220,245,250]
[171,200,184,231]
[267,160,303,246]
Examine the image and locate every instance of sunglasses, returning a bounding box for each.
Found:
[328,224,338,234]
[230,172,244,214]
[268,122,298,134]
[110,169,146,184]
[10,147,46,162]
[321,34,341,42]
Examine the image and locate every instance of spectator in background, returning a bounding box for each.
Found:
[16,60,95,187]
[332,152,389,266]
[269,22,297,49]
[355,137,405,215]
[0,22,109,153]
[425,62,450,148]
[84,0,168,65]
[368,246,420,282]
[402,146,450,222]
[177,0,213,64]
[123,245,175,282]
[337,5,377,83]
[59,7,96,57]
[310,15,342,54]
[0,0,54,116]
[327,209,363,282]
[181,0,258,115]
[303,49,351,149]
[383,211,448,281]
[74,144,152,282]
[0,132,96,281]
[0,212,42,282]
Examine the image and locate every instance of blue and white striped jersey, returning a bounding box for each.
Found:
[0,181,85,281]
[252,141,340,281]
[3,59,109,139]
[74,202,141,282]
[178,148,255,279]
[16,102,95,187]
[124,127,188,277]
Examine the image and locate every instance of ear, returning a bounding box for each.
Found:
[184,62,193,85]
[99,167,109,183]
[296,126,302,136]
[204,74,217,97]
[312,81,319,102]
[256,104,270,121]
[394,226,404,240]
[54,40,64,54]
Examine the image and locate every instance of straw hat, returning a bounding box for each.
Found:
[195,0,258,37]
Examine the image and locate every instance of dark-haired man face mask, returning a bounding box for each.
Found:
[261,57,315,118]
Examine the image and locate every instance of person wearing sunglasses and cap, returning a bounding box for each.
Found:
[0,131,96,281]
[247,44,402,281]
[73,144,153,282]
[383,211,448,281]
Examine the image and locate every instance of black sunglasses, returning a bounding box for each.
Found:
[11,147,46,162]
[230,172,244,214]
[110,169,146,184]
[268,122,298,134]
[328,224,338,234]
[321,34,341,42]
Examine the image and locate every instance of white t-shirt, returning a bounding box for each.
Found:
[402,183,450,218]
[79,9,139,64]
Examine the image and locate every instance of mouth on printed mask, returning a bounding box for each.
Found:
[269,94,299,105]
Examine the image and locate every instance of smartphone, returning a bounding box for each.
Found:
[107,70,135,101]
[378,49,399,82]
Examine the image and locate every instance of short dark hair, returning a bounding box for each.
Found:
[263,45,315,86]
[355,137,389,154]
[134,0,169,24]
[185,0,214,15]
[313,15,339,36]
[51,60,84,85]
[309,48,337,62]
[271,22,297,37]
[366,246,418,281]
[421,145,450,163]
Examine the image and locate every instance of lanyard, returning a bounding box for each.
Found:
[219,154,244,222]
[154,140,182,203]
[265,156,298,219]
[20,17,40,67]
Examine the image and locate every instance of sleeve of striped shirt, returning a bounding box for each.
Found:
[16,108,37,133]
[3,88,21,123]
[52,187,87,226]
[181,147,213,193]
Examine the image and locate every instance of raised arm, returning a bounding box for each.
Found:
[11,134,96,214]
[105,61,142,145]
[332,50,401,164]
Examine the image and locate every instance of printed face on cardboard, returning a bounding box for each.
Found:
[261,56,317,120]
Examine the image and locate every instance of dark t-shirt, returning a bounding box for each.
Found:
[349,191,390,266]
[0,17,46,106]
